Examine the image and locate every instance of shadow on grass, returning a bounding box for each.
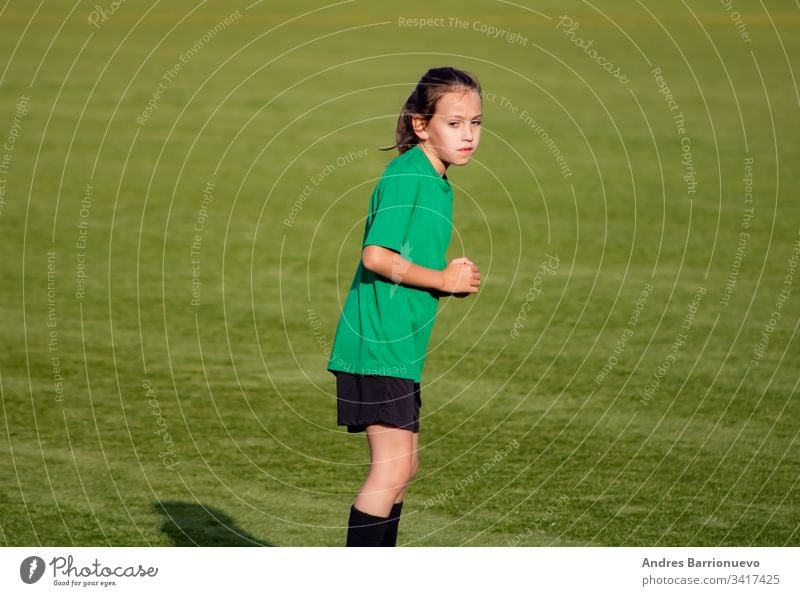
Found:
[154,501,272,546]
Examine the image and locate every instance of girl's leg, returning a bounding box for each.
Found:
[393,431,419,503]
[379,431,419,547]
[354,423,415,517]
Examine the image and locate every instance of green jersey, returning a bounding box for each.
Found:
[327,144,453,382]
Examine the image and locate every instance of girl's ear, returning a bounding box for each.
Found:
[411,114,429,141]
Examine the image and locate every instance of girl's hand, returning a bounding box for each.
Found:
[440,257,480,294]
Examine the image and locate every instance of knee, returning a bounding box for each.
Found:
[398,456,418,486]
[374,458,414,488]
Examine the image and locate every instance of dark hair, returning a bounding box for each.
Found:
[381,66,482,154]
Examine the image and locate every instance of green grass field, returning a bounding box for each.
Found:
[0,1,798,546]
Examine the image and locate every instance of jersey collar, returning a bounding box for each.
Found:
[408,144,452,189]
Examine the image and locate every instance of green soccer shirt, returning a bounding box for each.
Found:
[327,144,454,383]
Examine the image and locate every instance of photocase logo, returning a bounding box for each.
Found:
[20,556,45,584]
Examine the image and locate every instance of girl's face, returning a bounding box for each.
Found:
[412,89,482,176]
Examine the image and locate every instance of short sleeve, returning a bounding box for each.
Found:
[362,173,418,253]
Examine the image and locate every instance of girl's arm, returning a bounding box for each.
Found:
[362,244,480,294]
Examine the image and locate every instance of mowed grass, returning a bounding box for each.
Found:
[0,1,798,546]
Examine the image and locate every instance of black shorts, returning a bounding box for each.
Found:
[334,371,421,433]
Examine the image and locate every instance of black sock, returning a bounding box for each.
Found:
[380,501,403,547]
[346,505,390,547]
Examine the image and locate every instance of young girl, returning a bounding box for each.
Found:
[327,66,483,547]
